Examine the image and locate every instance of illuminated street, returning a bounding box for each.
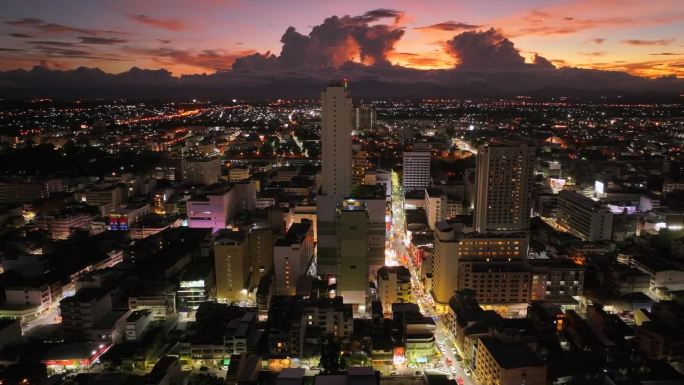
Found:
[387,171,475,385]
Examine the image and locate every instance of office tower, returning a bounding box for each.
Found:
[273,220,314,295]
[402,147,431,192]
[351,150,368,188]
[432,221,529,305]
[181,157,221,185]
[353,105,376,131]
[336,199,369,313]
[474,143,535,233]
[557,190,613,241]
[214,230,250,303]
[186,186,233,231]
[249,226,275,288]
[317,81,354,274]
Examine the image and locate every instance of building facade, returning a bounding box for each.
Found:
[558,190,613,241]
[474,144,535,233]
[214,230,250,303]
[274,221,314,296]
[402,150,431,192]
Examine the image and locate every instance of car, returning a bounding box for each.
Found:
[199,366,209,372]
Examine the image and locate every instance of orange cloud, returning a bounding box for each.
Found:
[128,14,185,31]
[622,38,674,46]
[578,58,684,78]
[126,46,256,74]
[389,51,454,69]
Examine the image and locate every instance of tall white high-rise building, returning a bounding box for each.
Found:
[403,146,431,192]
[320,80,353,206]
[474,143,535,233]
[317,80,354,274]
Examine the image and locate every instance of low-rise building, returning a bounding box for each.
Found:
[475,336,546,385]
[377,266,411,314]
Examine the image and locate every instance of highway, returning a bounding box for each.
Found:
[387,171,475,385]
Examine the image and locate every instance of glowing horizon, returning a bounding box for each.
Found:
[1,0,682,79]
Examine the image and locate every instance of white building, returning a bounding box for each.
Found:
[558,190,613,241]
[186,186,233,231]
[317,81,354,274]
[403,150,431,192]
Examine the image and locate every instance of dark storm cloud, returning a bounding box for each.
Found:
[233,11,405,70]
[532,54,555,68]
[446,28,543,69]
[127,47,255,72]
[5,17,123,35]
[416,21,480,31]
[360,9,405,24]
[29,40,81,47]
[78,36,128,44]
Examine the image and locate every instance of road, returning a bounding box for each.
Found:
[22,306,61,338]
[387,171,475,385]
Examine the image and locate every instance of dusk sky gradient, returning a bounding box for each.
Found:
[2,0,683,79]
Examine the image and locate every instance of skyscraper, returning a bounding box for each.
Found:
[320,80,353,207]
[474,143,535,233]
[353,105,376,131]
[403,145,431,192]
[317,81,354,274]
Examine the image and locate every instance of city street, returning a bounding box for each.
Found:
[387,172,474,385]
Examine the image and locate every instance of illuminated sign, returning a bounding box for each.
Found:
[393,346,406,365]
[549,178,566,192]
[180,280,205,288]
[109,214,128,231]
[595,181,605,195]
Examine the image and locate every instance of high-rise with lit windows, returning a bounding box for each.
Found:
[474,143,535,233]
[317,81,354,274]
[432,221,529,306]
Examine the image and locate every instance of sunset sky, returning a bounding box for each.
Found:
[1,0,683,78]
